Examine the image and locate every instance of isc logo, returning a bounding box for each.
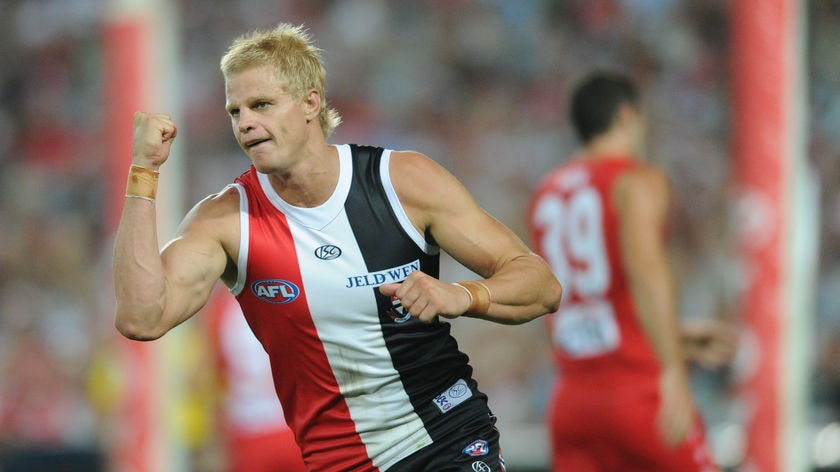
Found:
[251,279,300,304]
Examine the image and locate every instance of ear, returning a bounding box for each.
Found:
[615,103,638,127]
[303,88,322,123]
[616,103,645,152]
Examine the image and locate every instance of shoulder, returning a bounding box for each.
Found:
[387,150,448,177]
[613,161,670,217]
[191,185,241,219]
[616,161,670,199]
[384,149,477,232]
[162,185,241,272]
[177,185,241,241]
[535,160,583,191]
[387,150,460,199]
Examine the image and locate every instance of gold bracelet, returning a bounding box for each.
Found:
[452,281,492,315]
[125,164,159,202]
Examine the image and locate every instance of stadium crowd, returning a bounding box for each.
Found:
[0,0,838,470]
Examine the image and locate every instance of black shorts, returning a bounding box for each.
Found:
[388,413,506,472]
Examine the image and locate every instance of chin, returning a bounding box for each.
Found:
[251,162,277,174]
[251,159,288,175]
[247,148,292,174]
[247,152,275,171]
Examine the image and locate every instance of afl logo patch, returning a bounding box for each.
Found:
[314,244,342,260]
[252,280,300,304]
[462,439,489,457]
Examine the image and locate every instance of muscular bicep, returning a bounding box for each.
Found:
[159,192,237,326]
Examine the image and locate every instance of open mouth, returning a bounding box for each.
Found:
[244,138,270,149]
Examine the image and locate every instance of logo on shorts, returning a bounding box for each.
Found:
[462,439,489,457]
[472,461,491,472]
[448,381,469,398]
[433,378,473,413]
[314,244,342,260]
[252,279,300,304]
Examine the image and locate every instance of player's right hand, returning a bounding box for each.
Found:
[657,366,695,447]
[378,271,471,323]
[132,112,178,170]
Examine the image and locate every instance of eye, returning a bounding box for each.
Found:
[254,101,269,110]
[227,108,240,118]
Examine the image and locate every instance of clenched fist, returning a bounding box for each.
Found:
[378,271,472,323]
[133,112,178,170]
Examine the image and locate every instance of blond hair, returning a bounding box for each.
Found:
[220,23,342,137]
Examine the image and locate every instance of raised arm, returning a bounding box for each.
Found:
[379,151,562,325]
[112,112,232,341]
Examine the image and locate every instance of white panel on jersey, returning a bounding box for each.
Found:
[291,211,433,470]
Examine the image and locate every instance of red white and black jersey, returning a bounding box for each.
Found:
[527,156,660,392]
[230,144,489,472]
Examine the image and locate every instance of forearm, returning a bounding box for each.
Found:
[628,261,686,371]
[461,253,562,325]
[112,198,169,340]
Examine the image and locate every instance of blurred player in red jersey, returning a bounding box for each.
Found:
[204,289,307,472]
[527,71,722,471]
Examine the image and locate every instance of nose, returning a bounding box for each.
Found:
[237,109,255,134]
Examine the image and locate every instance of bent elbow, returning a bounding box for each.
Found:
[506,277,564,326]
[115,320,164,341]
[545,278,563,313]
[523,279,562,324]
[114,308,166,341]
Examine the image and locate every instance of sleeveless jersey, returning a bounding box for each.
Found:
[230,144,488,471]
[527,156,660,393]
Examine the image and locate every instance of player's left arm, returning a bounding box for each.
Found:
[617,164,695,446]
[378,151,562,325]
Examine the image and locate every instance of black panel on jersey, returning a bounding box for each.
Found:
[343,144,491,442]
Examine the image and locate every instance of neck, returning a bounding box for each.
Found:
[268,143,339,208]
[582,132,636,159]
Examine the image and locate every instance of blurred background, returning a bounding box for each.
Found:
[0,0,838,471]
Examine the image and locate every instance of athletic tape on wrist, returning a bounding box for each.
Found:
[452,281,492,315]
[125,164,159,202]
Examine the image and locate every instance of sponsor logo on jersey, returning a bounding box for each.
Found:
[387,296,412,323]
[432,378,473,413]
[471,461,491,472]
[314,244,342,260]
[462,439,489,457]
[345,259,421,288]
[252,279,300,304]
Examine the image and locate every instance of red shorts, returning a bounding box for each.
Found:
[227,427,307,472]
[548,383,718,472]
